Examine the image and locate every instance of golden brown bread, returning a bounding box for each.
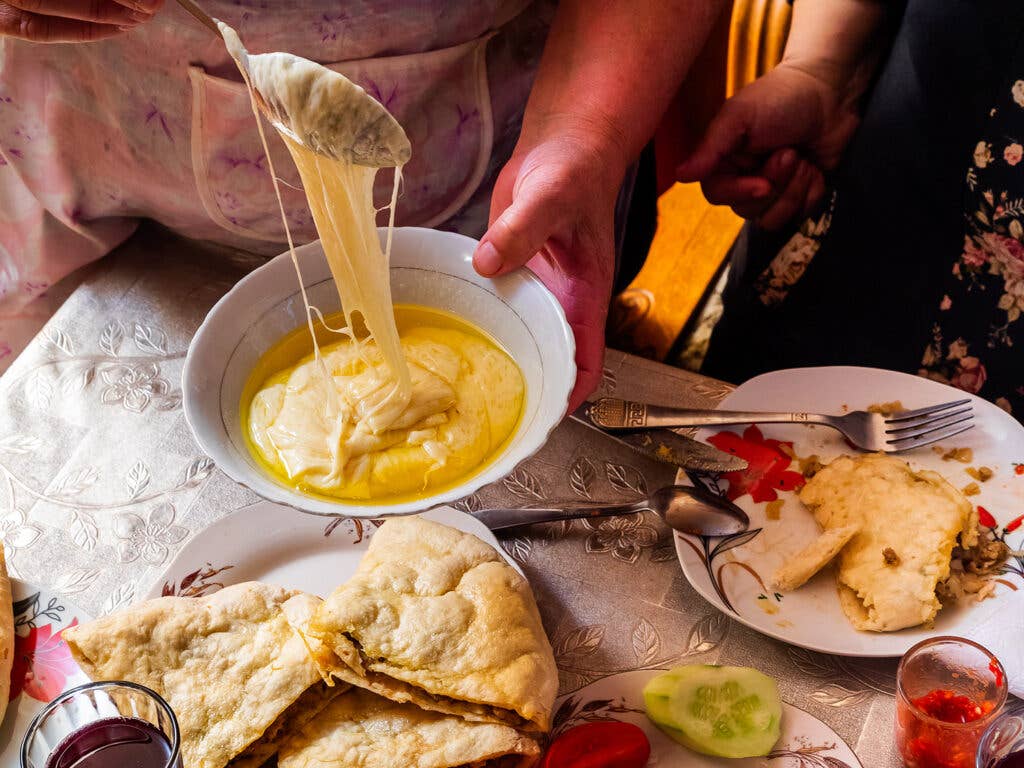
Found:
[64,583,345,768]
[312,517,558,732]
[799,455,977,631]
[278,686,540,768]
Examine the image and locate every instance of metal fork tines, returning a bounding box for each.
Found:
[880,399,974,451]
[583,397,976,454]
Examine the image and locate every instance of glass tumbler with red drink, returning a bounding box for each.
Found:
[895,636,1007,768]
[21,680,181,768]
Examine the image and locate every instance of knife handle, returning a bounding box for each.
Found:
[587,398,828,430]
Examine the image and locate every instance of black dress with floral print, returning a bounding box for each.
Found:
[918,79,1024,413]
[703,0,1024,420]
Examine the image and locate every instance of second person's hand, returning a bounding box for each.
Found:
[676,62,861,230]
[0,0,163,42]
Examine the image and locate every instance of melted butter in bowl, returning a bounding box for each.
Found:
[242,305,524,504]
[183,227,575,519]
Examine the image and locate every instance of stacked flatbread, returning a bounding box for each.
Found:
[65,518,553,768]
[0,550,13,726]
[311,516,557,733]
[772,454,979,632]
[65,583,343,768]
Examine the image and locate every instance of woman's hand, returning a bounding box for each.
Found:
[676,62,860,229]
[0,0,162,42]
[676,0,891,230]
[475,126,624,411]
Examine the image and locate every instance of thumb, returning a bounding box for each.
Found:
[528,245,609,413]
[474,177,565,278]
[676,100,752,182]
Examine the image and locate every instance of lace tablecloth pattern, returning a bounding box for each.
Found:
[0,227,900,764]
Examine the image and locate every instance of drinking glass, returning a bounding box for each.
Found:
[977,701,1024,768]
[21,680,181,768]
[895,636,1007,768]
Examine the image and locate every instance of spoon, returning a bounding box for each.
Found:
[472,485,750,537]
[175,0,411,167]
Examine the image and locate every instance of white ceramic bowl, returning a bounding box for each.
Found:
[183,227,575,517]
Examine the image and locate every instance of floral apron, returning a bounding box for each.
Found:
[0,1,553,319]
[703,0,1024,420]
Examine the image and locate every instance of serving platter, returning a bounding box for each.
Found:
[554,670,863,767]
[676,366,1024,657]
[146,500,518,601]
[1,579,91,768]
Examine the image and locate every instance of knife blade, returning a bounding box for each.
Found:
[570,404,748,473]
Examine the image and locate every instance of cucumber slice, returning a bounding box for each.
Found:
[642,665,782,758]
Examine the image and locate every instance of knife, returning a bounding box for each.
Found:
[570,403,748,474]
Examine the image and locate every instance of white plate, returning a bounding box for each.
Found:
[553,670,862,767]
[183,227,575,518]
[147,501,519,600]
[676,366,1024,657]
[1,580,91,768]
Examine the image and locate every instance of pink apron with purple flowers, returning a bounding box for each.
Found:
[0,1,551,343]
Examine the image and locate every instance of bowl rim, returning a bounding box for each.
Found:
[182,227,576,517]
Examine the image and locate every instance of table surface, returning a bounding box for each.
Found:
[0,226,902,764]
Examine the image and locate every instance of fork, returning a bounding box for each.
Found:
[585,397,975,453]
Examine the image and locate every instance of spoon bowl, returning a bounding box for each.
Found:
[175,0,410,166]
[473,484,750,537]
[650,484,749,537]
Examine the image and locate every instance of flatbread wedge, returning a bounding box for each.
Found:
[278,686,540,768]
[64,583,346,768]
[772,524,860,592]
[0,550,13,726]
[799,454,978,632]
[311,517,558,732]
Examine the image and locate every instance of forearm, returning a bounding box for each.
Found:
[520,0,727,175]
[783,0,892,94]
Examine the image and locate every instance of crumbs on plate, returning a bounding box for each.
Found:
[868,401,906,415]
[942,447,974,463]
[966,466,994,482]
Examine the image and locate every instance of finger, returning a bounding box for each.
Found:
[731,200,775,221]
[567,344,604,412]
[757,161,816,231]
[761,148,799,190]
[700,173,771,207]
[534,267,607,412]
[5,0,151,24]
[565,300,607,411]
[676,101,752,182]
[475,177,565,277]
[0,6,126,40]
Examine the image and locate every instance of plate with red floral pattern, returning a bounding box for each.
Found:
[0,579,91,767]
[675,366,1024,657]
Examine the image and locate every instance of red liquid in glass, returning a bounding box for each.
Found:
[44,717,176,768]
[993,755,1024,768]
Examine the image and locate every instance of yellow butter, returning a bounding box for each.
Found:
[243,306,524,503]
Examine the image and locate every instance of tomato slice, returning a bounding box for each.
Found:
[541,722,650,768]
